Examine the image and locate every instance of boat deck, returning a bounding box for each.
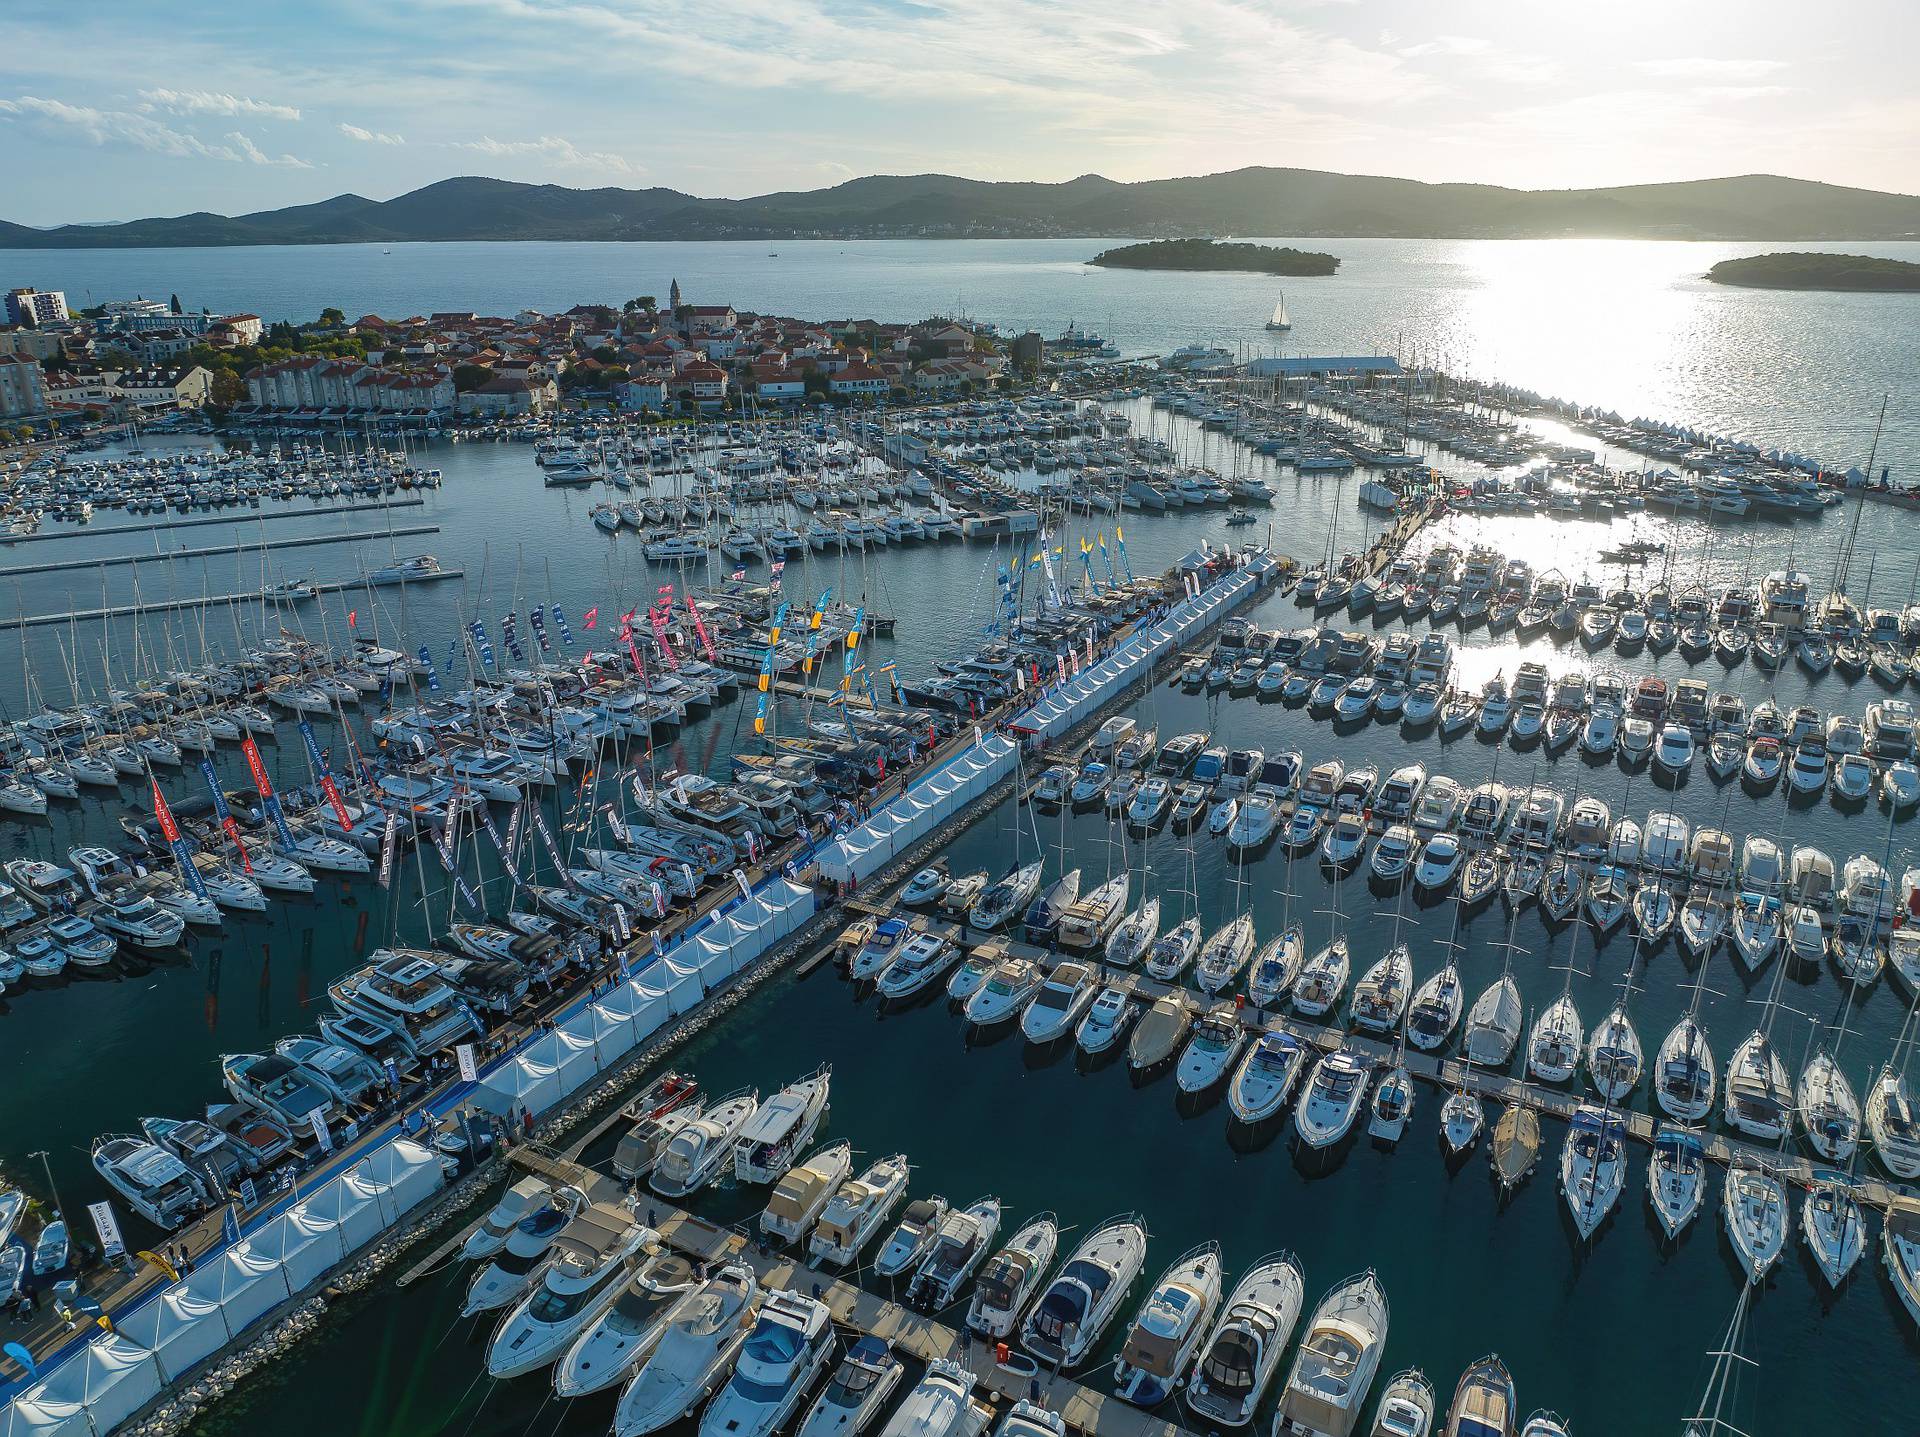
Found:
[507,1146,1197,1437]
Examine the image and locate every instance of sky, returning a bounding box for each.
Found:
[2,0,1916,225]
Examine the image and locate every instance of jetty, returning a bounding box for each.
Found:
[0,568,464,629]
[0,524,440,578]
[504,1145,1195,1437]
[0,497,426,545]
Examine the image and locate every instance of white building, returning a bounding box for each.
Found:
[5,288,67,326]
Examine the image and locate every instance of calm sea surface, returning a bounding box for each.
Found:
[0,238,1916,1432]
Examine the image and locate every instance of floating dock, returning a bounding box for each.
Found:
[0,525,440,579]
[0,567,465,629]
[0,497,426,545]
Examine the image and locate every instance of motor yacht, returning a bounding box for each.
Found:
[489,1203,655,1378]
[1295,1048,1371,1149]
[734,1068,830,1185]
[874,1196,950,1279]
[1021,1214,1150,1369]
[1075,985,1135,1056]
[795,1338,905,1437]
[89,1135,205,1229]
[965,957,1043,1028]
[1177,1005,1248,1094]
[967,1214,1059,1339]
[464,1201,581,1317]
[850,918,917,982]
[808,1153,911,1268]
[1184,1252,1303,1428]
[652,1089,759,1198]
[1369,1371,1437,1437]
[1112,1243,1223,1407]
[1274,1272,1389,1437]
[687,1287,834,1437]
[908,1198,1002,1311]
[761,1143,854,1247]
[874,933,960,1003]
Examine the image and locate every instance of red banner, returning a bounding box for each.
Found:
[151,778,182,845]
[320,773,354,834]
[241,736,274,797]
[224,816,252,873]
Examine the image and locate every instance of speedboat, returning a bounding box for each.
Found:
[1274,1272,1389,1437]
[1586,1007,1642,1103]
[1295,1048,1370,1148]
[862,1362,990,1437]
[908,1198,1002,1311]
[808,1153,911,1268]
[875,932,960,1002]
[1369,1371,1437,1437]
[1411,834,1462,893]
[874,1196,950,1279]
[553,1250,704,1397]
[1129,994,1193,1073]
[1647,1126,1707,1239]
[761,1143,854,1247]
[651,1088,759,1198]
[1021,1213,1150,1368]
[1443,1357,1516,1437]
[795,1338,904,1437]
[1228,1032,1308,1125]
[1560,1106,1627,1240]
[1723,1162,1786,1282]
[1184,1252,1303,1428]
[1177,1005,1248,1094]
[901,862,950,906]
[965,957,1042,1028]
[1022,960,1098,1043]
[89,1135,205,1229]
[696,1289,835,1437]
[1075,985,1135,1056]
[1112,1243,1223,1407]
[488,1203,655,1378]
[967,1214,1059,1339]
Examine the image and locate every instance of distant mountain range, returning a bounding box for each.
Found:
[5,169,1920,248]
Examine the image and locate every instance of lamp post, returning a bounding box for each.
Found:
[29,1148,65,1221]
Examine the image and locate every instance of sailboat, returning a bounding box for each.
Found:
[1265,293,1291,332]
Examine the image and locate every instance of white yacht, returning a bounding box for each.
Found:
[1075,985,1135,1056]
[1295,1048,1371,1149]
[1655,1015,1716,1122]
[1797,1049,1861,1162]
[1274,1271,1389,1437]
[1883,1197,1920,1325]
[1724,1030,1793,1142]
[1021,961,1098,1044]
[464,1201,580,1317]
[1112,1242,1223,1407]
[874,932,960,1002]
[1404,964,1464,1053]
[734,1068,831,1184]
[1559,1107,1627,1240]
[870,1361,992,1437]
[1350,947,1412,1035]
[652,1088,760,1198]
[967,1214,1058,1339]
[1647,1127,1707,1240]
[488,1203,655,1378]
[610,1266,760,1435]
[1527,994,1583,1084]
[89,1136,205,1229]
[1184,1252,1304,1428]
[1106,897,1162,968]
[761,1143,854,1246]
[1462,975,1522,1068]
[874,1196,950,1278]
[965,957,1043,1027]
[1291,937,1350,1019]
[465,1177,566,1261]
[553,1249,702,1398]
[1228,1032,1309,1125]
[697,1290,836,1437]
[795,1338,905,1437]
[1801,1176,1865,1288]
[1145,916,1203,982]
[808,1153,911,1268]
[1177,1004,1248,1094]
[1723,1162,1787,1282]
[908,1198,1002,1311]
[1021,1213,1151,1368]
[1247,929,1306,1008]
[1195,914,1258,994]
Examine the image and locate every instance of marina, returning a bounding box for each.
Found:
[0,281,1914,1437]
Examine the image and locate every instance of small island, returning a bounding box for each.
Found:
[1706,251,1920,292]
[1089,238,1340,276]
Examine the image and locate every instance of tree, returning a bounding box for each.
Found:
[452,364,494,393]
[169,293,183,315]
[210,371,246,405]
[319,307,346,328]
[591,344,620,366]
[625,295,656,312]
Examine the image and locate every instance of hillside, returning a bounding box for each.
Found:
[6,169,1920,247]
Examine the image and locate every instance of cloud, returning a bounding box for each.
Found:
[340,121,405,145]
[228,131,312,167]
[139,87,301,120]
[1634,58,1789,81]
[453,133,641,174]
[0,96,311,167]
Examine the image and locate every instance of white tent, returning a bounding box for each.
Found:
[528,1027,600,1099]
[0,1387,88,1437]
[563,1000,638,1069]
[237,1207,342,1293]
[471,1050,560,1117]
[185,1242,286,1334]
[295,1173,385,1254]
[656,955,706,1014]
[353,1138,444,1225]
[116,1284,227,1383]
[597,978,670,1046]
[14,1336,160,1437]
[690,923,737,985]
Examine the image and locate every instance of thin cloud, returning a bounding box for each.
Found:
[139,87,301,120]
[228,131,312,167]
[0,96,312,167]
[340,121,405,145]
[1635,58,1789,81]
[454,133,641,174]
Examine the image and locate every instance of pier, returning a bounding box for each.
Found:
[0,567,465,629]
[503,1145,1196,1437]
[0,497,426,545]
[0,525,441,579]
